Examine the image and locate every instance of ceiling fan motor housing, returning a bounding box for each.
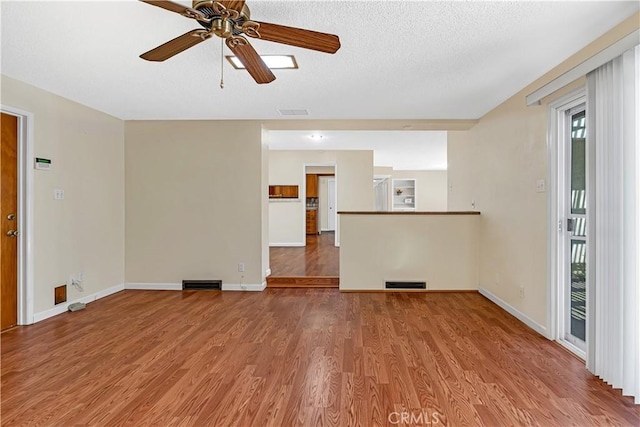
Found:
[193,1,251,38]
[211,18,233,38]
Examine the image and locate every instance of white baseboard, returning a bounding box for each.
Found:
[479,287,548,337]
[125,282,266,292]
[33,283,125,323]
[95,283,125,299]
[222,282,266,292]
[124,283,182,291]
[269,242,305,247]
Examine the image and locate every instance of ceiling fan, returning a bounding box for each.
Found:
[139,0,341,84]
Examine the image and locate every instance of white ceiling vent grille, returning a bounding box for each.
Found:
[278,109,309,116]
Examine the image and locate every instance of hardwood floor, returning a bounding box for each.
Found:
[269,232,339,277]
[2,289,638,426]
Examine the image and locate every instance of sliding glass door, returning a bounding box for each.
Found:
[565,106,587,351]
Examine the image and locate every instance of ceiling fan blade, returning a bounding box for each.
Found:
[250,21,340,54]
[226,37,275,84]
[219,1,245,12]
[140,0,206,20]
[141,30,211,61]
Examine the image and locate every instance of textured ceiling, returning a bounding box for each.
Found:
[269,130,447,170]
[1,1,638,120]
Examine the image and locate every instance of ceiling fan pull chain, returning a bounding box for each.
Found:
[220,37,225,89]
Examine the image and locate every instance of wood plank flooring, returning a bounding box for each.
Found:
[269,233,339,277]
[2,289,638,426]
[267,276,340,288]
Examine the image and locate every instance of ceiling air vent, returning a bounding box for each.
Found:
[278,109,309,116]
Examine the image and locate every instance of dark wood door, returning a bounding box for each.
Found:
[1,113,18,330]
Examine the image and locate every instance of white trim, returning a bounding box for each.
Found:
[124,283,182,290]
[95,283,126,299]
[124,282,267,292]
[479,288,548,337]
[327,177,337,231]
[546,88,587,343]
[527,29,640,106]
[1,105,35,326]
[222,282,266,292]
[269,242,305,247]
[557,338,587,360]
[33,283,124,323]
[304,162,338,247]
[265,268,272,277]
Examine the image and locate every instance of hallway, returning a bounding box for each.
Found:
[268,233,339,286]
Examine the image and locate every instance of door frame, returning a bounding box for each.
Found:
[1,105,34,326]
[326,177,336,231]
[546,87,587,358]
[303,163,337,247]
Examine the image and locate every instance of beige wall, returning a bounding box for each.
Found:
[392,170,448,211]
[340,214,479,290]
[373,167,448,211]
[261,129,270,277]
[374,166,394,176]
[125,120,265,286]
[306,166,335,174]
[448,12,639,327]
[269,150,374,246]
[1,75,125,315]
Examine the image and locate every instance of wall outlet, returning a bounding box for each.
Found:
[54,189,65,200]
[69,274,84,292]
[519,286,525,297]
[471,200,476,209]
[238,263,245,273]
[536,179,546,193]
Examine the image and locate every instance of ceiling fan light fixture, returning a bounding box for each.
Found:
[226,55,298,70]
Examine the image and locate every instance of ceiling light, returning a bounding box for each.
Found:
[226,55,298,70]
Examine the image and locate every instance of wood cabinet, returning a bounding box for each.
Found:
[269,185,299,199]
[306,209,317,235]
[306,174,318,198]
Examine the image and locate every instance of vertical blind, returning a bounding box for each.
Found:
[586,45,639,404]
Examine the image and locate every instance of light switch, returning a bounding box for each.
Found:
[54,189,65,200]
[536,179,546,193]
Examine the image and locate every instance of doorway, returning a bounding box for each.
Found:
[0,106,34,327]
[548,89,588,358]
[323,177,337,231]
[565,105,587,351]
[374,176,391,211]
[1,113,19,330]
[267,164,339,287]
